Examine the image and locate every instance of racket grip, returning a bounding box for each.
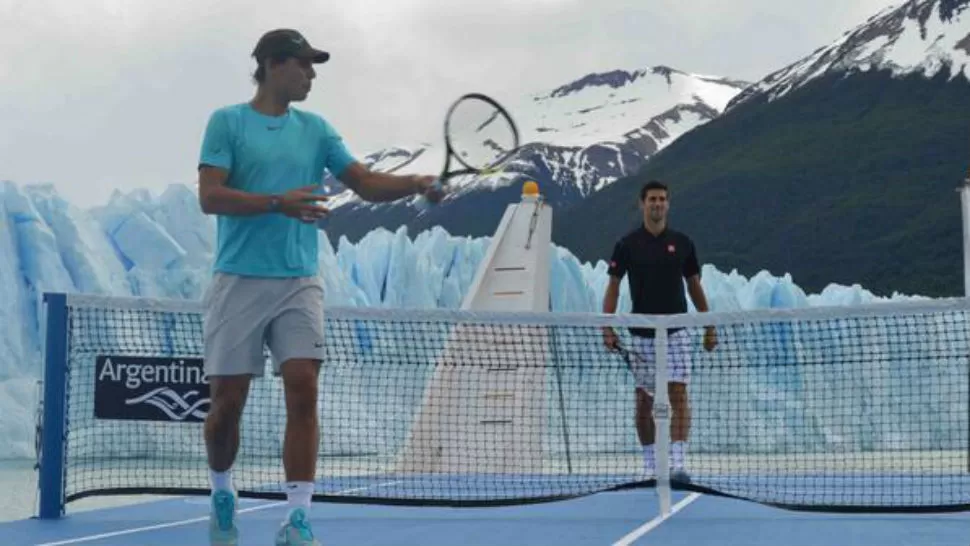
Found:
[414,179,443,213]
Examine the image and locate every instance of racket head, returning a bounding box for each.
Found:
[441,93,520,180]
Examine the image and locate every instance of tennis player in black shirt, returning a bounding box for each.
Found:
[602,180,717,479]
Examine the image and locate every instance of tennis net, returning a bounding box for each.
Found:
[36,292,970,516]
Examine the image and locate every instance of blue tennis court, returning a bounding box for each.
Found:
[3,488,967,546]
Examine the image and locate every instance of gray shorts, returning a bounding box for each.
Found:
[202,272,325,377]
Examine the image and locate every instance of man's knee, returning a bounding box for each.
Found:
[668,382,689,411]
[636,385,689,408]
[282,359,321,417]
[636,388,654,407]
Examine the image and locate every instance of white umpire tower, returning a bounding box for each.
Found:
[397,180,553,475]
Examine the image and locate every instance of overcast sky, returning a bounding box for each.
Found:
[1,0,898,208]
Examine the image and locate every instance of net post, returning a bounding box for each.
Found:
[960,172,970,296]
[958,173,970,476]
[653,326,672,517]
[904,166,970,489]
[37,292,68,520]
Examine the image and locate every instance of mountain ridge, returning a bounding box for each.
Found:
[728,0,970,110]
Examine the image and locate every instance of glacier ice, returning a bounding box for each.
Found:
[0,181,937,459]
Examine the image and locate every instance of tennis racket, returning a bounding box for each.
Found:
[415,92,521,212]
[610,342,644,375]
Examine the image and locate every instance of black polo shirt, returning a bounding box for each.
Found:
[607,226,700,337]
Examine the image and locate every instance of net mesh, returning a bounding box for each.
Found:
[51,294,970,511]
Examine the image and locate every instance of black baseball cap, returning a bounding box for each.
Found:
[252,29,330,64]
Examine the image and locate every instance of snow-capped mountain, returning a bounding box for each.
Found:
[327,67,748,209]
[729,0,970,108]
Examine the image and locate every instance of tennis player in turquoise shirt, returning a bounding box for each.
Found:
[196,28,442,546]
[200,100,355,277]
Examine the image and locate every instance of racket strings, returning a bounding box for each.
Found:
[447,97,519,171]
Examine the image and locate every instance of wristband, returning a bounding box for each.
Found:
[268,195,282,212]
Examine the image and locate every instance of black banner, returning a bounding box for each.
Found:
[94,355,210,423]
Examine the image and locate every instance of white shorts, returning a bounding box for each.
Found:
[629,329,692,393]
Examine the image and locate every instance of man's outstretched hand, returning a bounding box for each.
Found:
[412,175,445,204]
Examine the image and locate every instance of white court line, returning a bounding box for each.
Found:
[611,493,702,546]
[34,482,402,546]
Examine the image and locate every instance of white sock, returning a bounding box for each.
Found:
[286,481,314,512]
[210,469,233,492]
[671,441,687,469]
[642,444,655,474]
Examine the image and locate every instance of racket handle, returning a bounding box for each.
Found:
[414,179,443,213]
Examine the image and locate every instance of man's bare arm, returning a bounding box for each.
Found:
[601,276,622,349]
[339,162,438,203]
[603,276,621,314]
[686,275,709,312]
[197,165,328,222]
[198,166,278,215]
[687,274,718,350]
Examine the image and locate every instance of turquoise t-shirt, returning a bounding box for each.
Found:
[198,103,356,278]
